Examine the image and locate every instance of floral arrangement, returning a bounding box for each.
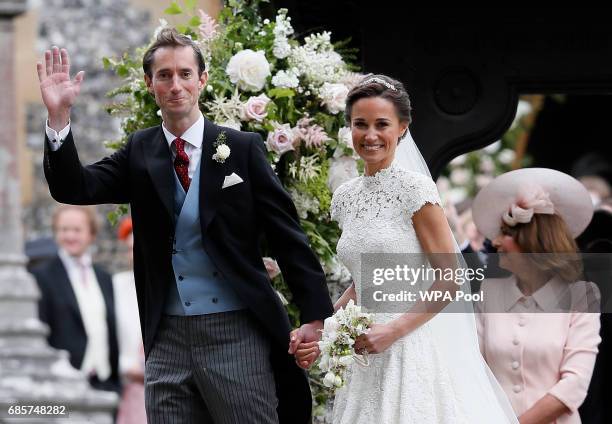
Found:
[104,1,358,418]
[317,300,373,393]
[104,0,357,290]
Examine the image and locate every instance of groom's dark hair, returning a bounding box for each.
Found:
[345,74,412,126]
[143,28,206,78]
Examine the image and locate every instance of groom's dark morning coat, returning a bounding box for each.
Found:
[43,119,334,422]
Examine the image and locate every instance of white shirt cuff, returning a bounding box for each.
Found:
[45,120,71,151]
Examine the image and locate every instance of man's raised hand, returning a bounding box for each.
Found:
[36,46,85,131]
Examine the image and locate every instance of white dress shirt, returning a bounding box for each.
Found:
[45,113,205,180]
[57,248,111,380]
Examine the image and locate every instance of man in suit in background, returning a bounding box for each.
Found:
[31,205,120,393]
[37,28,333,423]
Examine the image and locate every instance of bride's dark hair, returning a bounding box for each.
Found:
[344,74,412,126]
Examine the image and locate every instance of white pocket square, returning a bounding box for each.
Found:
[222,172,244,189]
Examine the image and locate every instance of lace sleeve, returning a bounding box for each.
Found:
[399,170,442,219]
[330,180,352,228]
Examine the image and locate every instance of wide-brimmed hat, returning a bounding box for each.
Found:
[472,168,593,240]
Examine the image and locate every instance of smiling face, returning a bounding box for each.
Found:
[350,97,408,175]
[54,208,95,258]
[144,45,207,126]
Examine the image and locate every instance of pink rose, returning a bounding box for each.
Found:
[262,257,281,279]
[241,94,270,122]
[266,122,295,155]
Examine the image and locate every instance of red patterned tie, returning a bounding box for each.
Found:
[173,138,191,192]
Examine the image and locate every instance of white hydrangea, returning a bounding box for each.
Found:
[271,69,300,88]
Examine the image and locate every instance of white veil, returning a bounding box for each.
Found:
[393,130,519,423]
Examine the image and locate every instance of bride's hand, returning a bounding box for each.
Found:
[353,323,400,354]
[294,341,320,369]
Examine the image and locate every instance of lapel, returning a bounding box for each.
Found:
[143,126,175,222]
[200,119,228,234]
[51,257,85,332]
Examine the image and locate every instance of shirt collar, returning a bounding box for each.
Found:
[162,112,204,149]
[502,274,569,312]
[58,248,93,269]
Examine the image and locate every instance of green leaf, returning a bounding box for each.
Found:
[116,64,129,77]
[268,88,295,99]
[184,0,196,10]
[188,15,202,27]
[176,25,189,34]
[164,1,183,15]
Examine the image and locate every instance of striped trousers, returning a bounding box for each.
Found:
[145,310,279,424]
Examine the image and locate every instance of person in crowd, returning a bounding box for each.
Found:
[473,168,601,424]
[31,205,120,393]
[113,217,146,424]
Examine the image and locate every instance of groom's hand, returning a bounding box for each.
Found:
[36,46,84,131]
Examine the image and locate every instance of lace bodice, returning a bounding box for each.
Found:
[331,165,441,305]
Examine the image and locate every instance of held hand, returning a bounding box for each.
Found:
[288,320,324,368]
[294,340,320,369]
[36,46,84,129]
[353,323,400,355]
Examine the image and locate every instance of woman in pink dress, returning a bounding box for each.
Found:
[473,168,601,424]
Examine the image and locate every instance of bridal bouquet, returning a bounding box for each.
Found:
[317,300,373,392]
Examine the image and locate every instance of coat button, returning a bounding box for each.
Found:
[184,301,191,307]
[518,319,526,327]
[513,385,522,393]
[212,297,218,304]
[513,339,520,346]
[178,275,184,281]
[511,361,520,370]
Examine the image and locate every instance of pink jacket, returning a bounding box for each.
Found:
[476,276,601,424]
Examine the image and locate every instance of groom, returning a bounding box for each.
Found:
[37,28,333,423]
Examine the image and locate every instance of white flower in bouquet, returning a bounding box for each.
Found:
[319,82,349,114]
[498,148,516,165]
[317,299,373,392]
[240,94,270,122]
[436,176,450,193]
[448,187,468,204]
[476,174,493,188]
[271,69,300,88]
[288,32,347,86]
[226,49,271,92]
[153,18,169,38]
[289,188,320,219]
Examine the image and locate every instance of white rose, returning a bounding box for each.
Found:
[324,316,340,333]
[319,83,349,114]
[323,372,337,388]
[479,156,495,173]
[338,355,353,366]
[226,49,271,92]
[334,375,343,387]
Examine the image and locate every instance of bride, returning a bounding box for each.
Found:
[293,74,518,423]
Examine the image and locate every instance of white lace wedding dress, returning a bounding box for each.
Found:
[330,164,517,424]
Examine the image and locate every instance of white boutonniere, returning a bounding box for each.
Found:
[212,131,230,163]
